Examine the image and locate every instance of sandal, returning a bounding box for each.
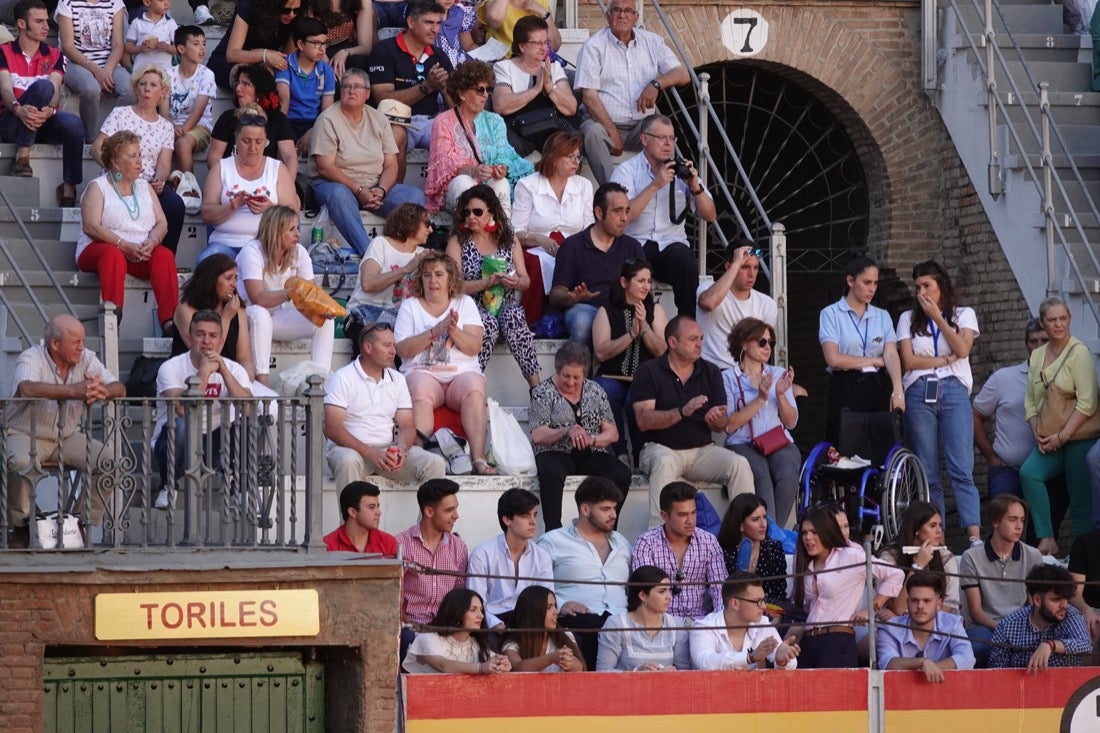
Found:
[473,459,497,476]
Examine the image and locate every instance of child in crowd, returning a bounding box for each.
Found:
[275,16,335,154]
[163,25,216,172]
[124,0,179,75]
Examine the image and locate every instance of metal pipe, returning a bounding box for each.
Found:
[985,0,1002,199]
[697,72,710,278]
[1039,82,1056,294]
[770,223,788,368]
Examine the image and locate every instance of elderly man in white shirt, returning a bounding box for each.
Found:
[691,571,800,670]
[573,0,688,185]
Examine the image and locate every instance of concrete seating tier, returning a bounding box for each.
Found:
[321,473,729,548]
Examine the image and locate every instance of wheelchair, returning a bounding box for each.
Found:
[798,409,930,550]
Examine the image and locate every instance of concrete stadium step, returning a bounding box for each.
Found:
[956,3,1064,35]
[320,473,728,548]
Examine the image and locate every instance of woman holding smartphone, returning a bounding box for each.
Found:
[897,260,981,547]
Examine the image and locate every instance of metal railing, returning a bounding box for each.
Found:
[0,375,327,551]
[923,0,1100,331]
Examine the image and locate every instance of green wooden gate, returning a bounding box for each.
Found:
[43,652,324,733]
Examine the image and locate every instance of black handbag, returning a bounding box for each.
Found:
[508,106,561,146]
[125,355,167,399]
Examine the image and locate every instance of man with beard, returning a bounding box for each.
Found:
[989,563,1091,671]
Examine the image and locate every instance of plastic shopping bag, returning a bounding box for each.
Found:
[487,398,536,476]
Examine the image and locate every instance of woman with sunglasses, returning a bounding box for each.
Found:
[792,504,903,668]
[209,65,299,179]
[200,104,297,264]
[591,259,668,463]
[1021,295,1099,555]
[237,205,336,386]
[721,317,799,529]
[445,185,540,389]
[425,60,533,216]
[596,565,690,671]
[394,250,496,475]
[818,254,905,445]
[208,0,300,89]
[491,16,578,157]
[897,260,982,546]
[92,66,184,255]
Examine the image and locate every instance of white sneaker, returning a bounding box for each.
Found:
[154,488,176,510]
[193,5,215,24]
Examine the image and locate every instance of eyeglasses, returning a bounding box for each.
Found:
[280,5,299,15]
[565,153,582,162]
[643,132,676,143]
[460,207,486,218]
[733,596,768,608]
[756,338,776,348]
[470,85,491,96]
[670,571,684,597]
[237,113,267,126]
[302,39,328,48]
[361,321,394,334]
[608,6,637,15]
[341,83,368,91]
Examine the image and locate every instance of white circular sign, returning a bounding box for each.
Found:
[721,8,769,57]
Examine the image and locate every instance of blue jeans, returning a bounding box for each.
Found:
[0,80,84,185]
[904,376,981,530]
[565,303,598,344]
[968,625,994,668]
[373,0,408,28]
[595,376,630,456]
[310,178,425,256]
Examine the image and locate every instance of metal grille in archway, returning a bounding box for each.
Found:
[664,63,871,274]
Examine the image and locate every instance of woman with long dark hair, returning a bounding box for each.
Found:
[897,260,981,546]
[502,585,585,672]
[716,493,788,605]
[591,259,668,461]
[818,254,905,444]
[172,254,254,377]
[208,0,299,89]
[793,504,903,668]
[403,588,511,674]
[878,500,959,615]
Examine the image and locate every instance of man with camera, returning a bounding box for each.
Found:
[611,114,715,319]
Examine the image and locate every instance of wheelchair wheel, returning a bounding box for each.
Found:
[798,442,834,511]
[881,447,930,541]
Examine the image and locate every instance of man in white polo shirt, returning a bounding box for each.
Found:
[697,241,777,370]
[324,320,445,487]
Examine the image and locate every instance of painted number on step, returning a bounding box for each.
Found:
[29,208,39,222]
[1046,36,1054,48]
[721,9,769,57]
[187,226,197,239]
[1074,94,1083,106]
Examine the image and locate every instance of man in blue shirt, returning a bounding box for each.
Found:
[876,571,974,681]
[275,17,335,152]
[989,563,1092,672]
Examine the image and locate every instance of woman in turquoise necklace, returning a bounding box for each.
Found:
[77,130,180,335]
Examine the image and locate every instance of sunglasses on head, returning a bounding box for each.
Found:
[756,338,776,348]
[360,322,394,341]
[460,207,486,218]
[238,113,266,126]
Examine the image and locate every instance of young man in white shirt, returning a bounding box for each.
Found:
[697,242,777,370]
[690,571,799,670]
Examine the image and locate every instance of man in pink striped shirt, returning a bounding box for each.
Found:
[397,478,468,660]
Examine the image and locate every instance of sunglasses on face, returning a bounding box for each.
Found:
[460,207,486,218]
[280,5,299,14]
[756,338,776,348]
[470,85,491,96]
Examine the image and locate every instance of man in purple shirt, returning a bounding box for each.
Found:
[631,481,727,618]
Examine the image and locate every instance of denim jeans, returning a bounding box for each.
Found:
[310,178,425,256]
[594,376,629,456]
[0,80,84,185]
[565,303,598,344]
[196,242,241,264]
[904,375,981,530]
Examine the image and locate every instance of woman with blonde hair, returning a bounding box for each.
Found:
[236,205,335,385]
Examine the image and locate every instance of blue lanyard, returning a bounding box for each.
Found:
[928,322,940,357]
[846,310,869,356]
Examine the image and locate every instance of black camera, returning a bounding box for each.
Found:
[670,156,693,182]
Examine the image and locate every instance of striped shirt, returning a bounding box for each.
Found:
[396,522,468,625]
[55,0,125,68]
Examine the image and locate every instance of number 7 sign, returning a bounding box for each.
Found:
[721,9,769,57]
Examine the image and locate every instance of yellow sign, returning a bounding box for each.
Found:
[95,590,320,640]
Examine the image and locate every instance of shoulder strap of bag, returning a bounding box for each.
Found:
[733,370,756,440]
[1038,341,1083,410]
[458,115,483,165]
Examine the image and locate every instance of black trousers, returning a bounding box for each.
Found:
[825,369,892,445]
[559,610,611,672]
[535,449,631,531]
[643,240,698,318]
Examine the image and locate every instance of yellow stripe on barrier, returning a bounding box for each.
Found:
[406,711,871,733]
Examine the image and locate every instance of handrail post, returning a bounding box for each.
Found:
[1039,81,1057,294]
[302,374,326,551]
[985,0,1003,198]
[183,376,206,547]
[864,539,877,670]
[770,223,788,368]
[697,72,710,278]
[922,0,938,91]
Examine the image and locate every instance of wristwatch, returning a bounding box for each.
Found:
[649,79,661,91]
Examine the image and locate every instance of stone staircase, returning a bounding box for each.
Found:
[934,0,1100,346]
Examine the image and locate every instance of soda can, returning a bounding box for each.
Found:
[311,226,324,245]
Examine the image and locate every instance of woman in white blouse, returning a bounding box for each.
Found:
[511,132,594,314]
[404,588,511,674]
[897,260,982,546]
[597,565,690,671]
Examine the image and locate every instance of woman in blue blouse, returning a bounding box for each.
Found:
[596,565,690,671]
[723,317,800,528]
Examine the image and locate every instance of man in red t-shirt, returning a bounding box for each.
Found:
[324,481,399,556]
[0,0,84,204]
